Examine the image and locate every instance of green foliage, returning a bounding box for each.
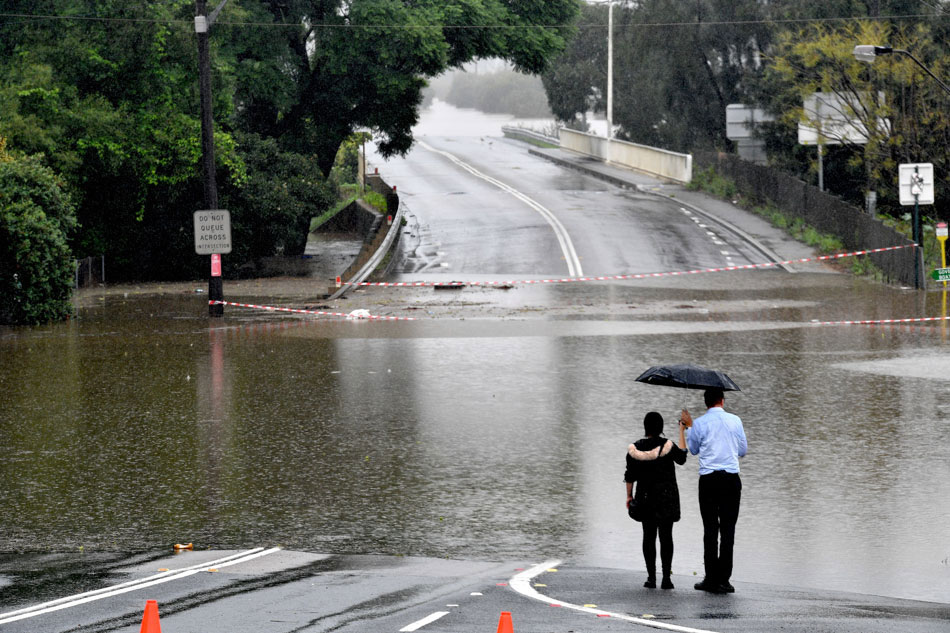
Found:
[0,153,77,325]
[362,190,387,213]
[687,167,737,199]
[311,195,358,233]
[330,132,373,190]
[0,0,578,283]
[757,19,950,220]
[219,133,335,278]
[688,164,896,279]
[251,0,578,175]
[544,1,777,150]
[444,70,552,118]
[543,0,950,220]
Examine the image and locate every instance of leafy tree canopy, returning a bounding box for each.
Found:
[0,144,78,325]
[0,0,578,286]
[227,0,579,174]
[541,0,950,216]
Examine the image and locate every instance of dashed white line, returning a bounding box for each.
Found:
[509,560,721,633]
[400,611,450,631]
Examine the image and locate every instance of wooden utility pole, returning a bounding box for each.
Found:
[196,0,224,316]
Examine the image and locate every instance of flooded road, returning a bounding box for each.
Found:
[2,271,950,605]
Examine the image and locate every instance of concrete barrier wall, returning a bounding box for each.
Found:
[559,128,692,184]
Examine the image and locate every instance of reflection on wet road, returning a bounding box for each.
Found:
[2,103,950,610]
[2,271,950,606]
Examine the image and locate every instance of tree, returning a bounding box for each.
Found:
[758,19,950,217]
[540,0,945,156]
[228,0,579,175]
[541,3,609,131]
[0,140,78,325]
[1,0,578,283]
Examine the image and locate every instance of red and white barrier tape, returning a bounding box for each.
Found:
[813,315,950,326]
[211,300,950,329]
[339,244,914,288]
[209,300,415,321]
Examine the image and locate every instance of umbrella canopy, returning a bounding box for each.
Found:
[635,363,741,392]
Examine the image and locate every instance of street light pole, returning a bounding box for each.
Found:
[196,0,228,316]
[853,44,950,96]
[606,1,613,142]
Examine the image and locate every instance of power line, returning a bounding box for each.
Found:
[0,11,941,30]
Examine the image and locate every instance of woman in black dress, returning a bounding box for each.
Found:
[625,411,688,589]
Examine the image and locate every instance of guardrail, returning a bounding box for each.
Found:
[559,128,692,184]
[501,126,560,146]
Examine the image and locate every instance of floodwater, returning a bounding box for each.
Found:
[2,272,950,605]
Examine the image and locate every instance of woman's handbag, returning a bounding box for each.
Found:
[627,496,645,522]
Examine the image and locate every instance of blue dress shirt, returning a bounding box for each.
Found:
[686,406,747,475]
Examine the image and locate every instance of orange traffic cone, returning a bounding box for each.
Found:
[140,600,161,633]
[496,611,513,633]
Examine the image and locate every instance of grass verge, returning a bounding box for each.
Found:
[310,186,389,233]
[688,167,886,280]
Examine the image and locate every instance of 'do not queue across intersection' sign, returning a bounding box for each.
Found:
[193,210,232,255]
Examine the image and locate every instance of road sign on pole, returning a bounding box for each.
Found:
[930,268,950,282]
[193,210,232,255]
[899,163,934,206]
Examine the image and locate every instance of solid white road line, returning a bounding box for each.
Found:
[0,547,281,625]
[418,141,584,277]
[399,610,451,632]
[508,560,721,633]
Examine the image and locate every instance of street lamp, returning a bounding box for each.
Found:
[852,44,950,96]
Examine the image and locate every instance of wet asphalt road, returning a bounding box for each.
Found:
[4,549,949,633]
[374,136,764,278]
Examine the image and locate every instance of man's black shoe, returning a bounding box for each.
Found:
[694,579,725,593]
[720,581,735,593]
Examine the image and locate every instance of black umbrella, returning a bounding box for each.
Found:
[635,363,741,392]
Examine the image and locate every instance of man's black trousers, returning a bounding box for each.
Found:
[698,470,742,583]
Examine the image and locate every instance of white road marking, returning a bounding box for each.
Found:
[509,560,721,633]
[418,141,583,277]
[399,611,450,631]
[0,547,281,625]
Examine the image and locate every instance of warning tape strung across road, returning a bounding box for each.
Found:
[339,244,914,288]
[208,300,415,321]
[212,300,950,329]
[813,315,950,326]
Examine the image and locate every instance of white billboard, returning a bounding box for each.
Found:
[797,91,888,146]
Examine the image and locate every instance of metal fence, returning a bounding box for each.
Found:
[694,151,920,287]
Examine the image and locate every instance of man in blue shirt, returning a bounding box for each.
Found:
[681,387,748,594]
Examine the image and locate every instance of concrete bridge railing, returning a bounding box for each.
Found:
[559,128,692,184]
